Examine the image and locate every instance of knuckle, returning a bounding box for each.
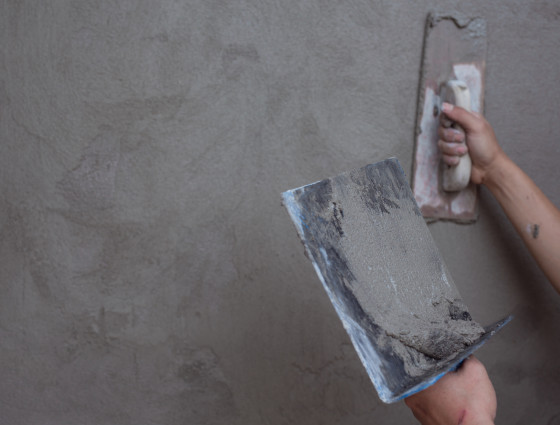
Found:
[444,129,457,142]
[454,130,465,142]
[471,118,488,134]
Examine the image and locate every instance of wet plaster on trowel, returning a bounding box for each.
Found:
[287,160,485,382]
[336,173,484,376]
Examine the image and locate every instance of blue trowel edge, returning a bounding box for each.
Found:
[391,315,513,403]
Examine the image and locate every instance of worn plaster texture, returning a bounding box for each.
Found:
[1,1,559,424]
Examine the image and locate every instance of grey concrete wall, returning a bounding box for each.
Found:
[1,1,559,424]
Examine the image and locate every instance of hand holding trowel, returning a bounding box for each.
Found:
[412,12,487,222]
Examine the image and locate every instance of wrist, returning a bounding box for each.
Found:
[480,150,512,189]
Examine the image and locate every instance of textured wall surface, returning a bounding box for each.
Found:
[1,1,559,424]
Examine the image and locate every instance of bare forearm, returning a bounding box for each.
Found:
[484,154,560,293]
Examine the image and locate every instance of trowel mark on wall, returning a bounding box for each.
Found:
[57,132,120,213]
[4,202,58,301]
[222,43,260,80]
[86,94,186,129]
[222,43,260,64]
[529,1,560,21]
[172,343,239,422]
[289,343,374,418]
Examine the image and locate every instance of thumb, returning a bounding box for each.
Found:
[441,102,482,133]
[456,356,485,377]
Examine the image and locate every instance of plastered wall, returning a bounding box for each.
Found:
[1,2,559,424]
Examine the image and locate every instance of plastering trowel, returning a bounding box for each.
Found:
[282,158,511,403]
[412,12,487,222]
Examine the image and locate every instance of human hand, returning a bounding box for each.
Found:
[404,356,496,425]
[438,103,506,185]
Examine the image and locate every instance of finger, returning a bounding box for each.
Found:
[442,154,460,166]
[441,103,484,133]
[438,139,468,156]
[440,114,453,129]
[438,127,466,143]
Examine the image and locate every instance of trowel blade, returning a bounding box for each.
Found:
[282,158,510,403]
[412,12,487,222]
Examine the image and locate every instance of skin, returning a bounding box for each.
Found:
[438,102,560,294]
[406,103,560,424]
[405,356,496,425]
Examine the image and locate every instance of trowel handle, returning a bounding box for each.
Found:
[441,80,472,192]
